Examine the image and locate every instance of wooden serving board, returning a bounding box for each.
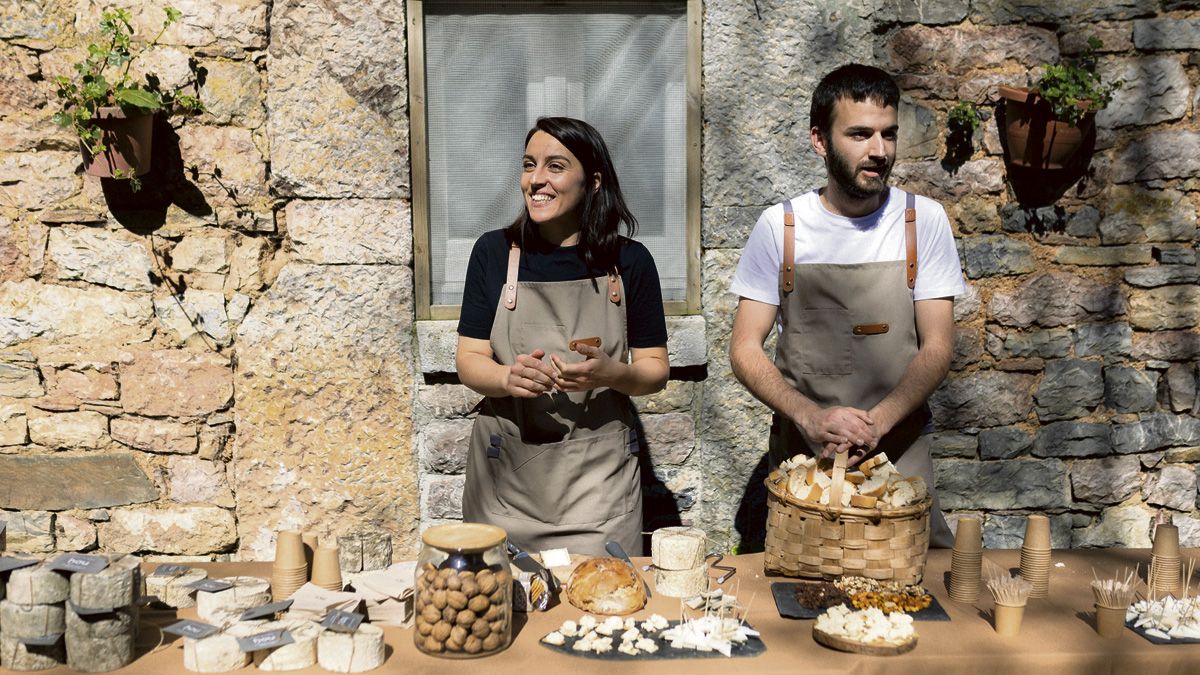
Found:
[812,626,916,656]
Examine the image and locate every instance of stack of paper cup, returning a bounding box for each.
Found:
[1149,523,1181,599]
[302,532,320,572]
[310,545,343,592]
[1018,515,1052,598]
[272,530,308,602]
[949,516,983,603]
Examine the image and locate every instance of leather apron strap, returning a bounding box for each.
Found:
[780,199,795,295]
[905,191,917,290]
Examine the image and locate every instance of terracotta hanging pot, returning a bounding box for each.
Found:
[81,106,154,178]
[997,85,1093,170]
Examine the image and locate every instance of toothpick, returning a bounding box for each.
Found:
[739,591,757,628]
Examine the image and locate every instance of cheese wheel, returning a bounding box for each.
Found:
[0,634,64,671]
[65,605,135,639]
[70,555,141,610]
[317,623,386,673]
[251,619,320,671]
[146,568,208,608]
[6,564,69,605]
[0,600,66,639]
[183,622,260,673]
[196,577,271,624]
[650,527,706,571]
[653,565,708,599]
[65,625,134,672]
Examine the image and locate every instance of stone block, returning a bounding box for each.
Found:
[951,197,998,234]
[424,475,464,520]
[153,290,233,347]
[642,412,696,466]
[1099,187,1196,245]
[1125,265,1199,288]
[1132,331,1200,361]
[120,350,232,418]
[990,328,1072,359]
[27,409,107,449]
[896,96,938,160]
[1104,366,1159,413]
[702,205,768,249]
[0,455,157,510]
[1032,421,1111,457]
[416,320,456,374]
[288,199,412,265]
[227,237,265,293]
[111,417,197,455]
[0,511,53,553]
[268,0,409,198]
[1113,413,1200,454]
[1065,206,1101,238]
[1128,286,1200,330]
[416,384,483,420]
[1166,363,1196,413]
[990,272,1123,328]
[632,379,695,415]
[953,282,980,322]
[1177,514,1200,548]
[0,361,42,398]
[1054,245,1154,266]
[176,125,270,230]
[168,456,234,507]
[1074,323,1133,359]
[197,58,264,127]
[75,0,267,50]
[887,24,1057,74]
[929,431,977,458]
[1071,455,1141,504]
[1061,23,1133,54]
[982,513,1072,549]
[1157,247,1195,265]
[891,159,1005,200]
[0,403,26,445]
[1144,464,1197,512]
[1134,17,1200,50]
[961,235,1034,278]
[978,426,1032,460]
[171,236,229,273]
[421,419,471,474]
[234,263,417,559]
[99,506,236,555]
[1073,506,1152,548]
[970,0,1154,24]
[0,151,78,211]
[1113,131,1200,183]
[0,280,154,348]
[872,0,969,24]
[931,371,1036,428]
[54,513,97,551]
[935,458,1068,510]
[667,315,707,368]
[42,367,118,402]
[1034,359,1103,421]
[1097,56,1189,128]
[950,327,983,370]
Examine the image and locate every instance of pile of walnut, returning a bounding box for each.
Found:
[779,453,927,509]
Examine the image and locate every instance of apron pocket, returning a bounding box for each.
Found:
[486,427,638,526]
[793,308,852,375]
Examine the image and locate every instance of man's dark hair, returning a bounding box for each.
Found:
[809,64,900,139]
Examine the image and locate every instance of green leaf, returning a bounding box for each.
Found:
[114,87,162,110]
[165,6,182,24]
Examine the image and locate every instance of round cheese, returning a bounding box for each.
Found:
[650,527,707,571]
[250,619,320,671]
[317,623,386,673]
[196,577,271,624]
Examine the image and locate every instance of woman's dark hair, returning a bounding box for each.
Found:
[809,64,900,140]
[505,116,638,272]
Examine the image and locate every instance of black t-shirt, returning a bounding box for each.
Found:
[456,229,669,349]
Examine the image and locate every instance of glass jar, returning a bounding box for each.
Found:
[414,523,512,658]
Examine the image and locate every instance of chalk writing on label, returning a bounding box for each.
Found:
[163,620,220,640]
[321,609,365,633]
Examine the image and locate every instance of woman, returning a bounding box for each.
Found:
[456,117,670,556]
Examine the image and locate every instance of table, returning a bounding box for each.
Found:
[11,549,1199,675]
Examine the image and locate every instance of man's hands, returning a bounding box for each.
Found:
[798,406,881,467]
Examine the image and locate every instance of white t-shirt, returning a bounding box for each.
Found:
[730,187,965,313]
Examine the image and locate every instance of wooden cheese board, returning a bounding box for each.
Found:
[812,625,917,656]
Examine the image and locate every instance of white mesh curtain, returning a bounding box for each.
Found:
[425,1,688,307]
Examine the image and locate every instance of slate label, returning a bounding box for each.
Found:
[68,601,117,616]
[152,563,192,577]
[48,553,108,574]
[17,633,63,647]
[320,609,365,633]
[189,578,234,593]
[237,629,294,653]
[163,620,220,640]
[241,599,294,621]
[0,556,39,574]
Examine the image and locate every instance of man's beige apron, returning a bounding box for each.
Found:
[462,244,643,555]
[768,192,953,547]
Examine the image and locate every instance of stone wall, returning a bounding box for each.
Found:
[0,0,1196,559]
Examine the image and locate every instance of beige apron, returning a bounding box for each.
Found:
[768,192,953,547]
[461,243,643,555]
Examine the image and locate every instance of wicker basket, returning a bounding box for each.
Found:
[763,453,931,585]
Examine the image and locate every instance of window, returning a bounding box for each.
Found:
[408,0,701,319]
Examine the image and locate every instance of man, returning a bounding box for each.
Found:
[728,64,964,547]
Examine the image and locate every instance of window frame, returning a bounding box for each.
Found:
[407,0,703,321]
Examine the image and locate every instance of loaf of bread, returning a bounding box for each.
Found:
[564,558,646,616]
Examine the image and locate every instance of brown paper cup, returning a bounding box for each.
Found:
[302,532,319,572]
[1094,603,1126,639]
[275,530,305,567]
[954,517,983,553]
[1023,515,1051,550]
[1153,524,1180,557]
[994,602,1025,636]
[311,545,342,589]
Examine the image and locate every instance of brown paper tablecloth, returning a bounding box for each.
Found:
[12,548,1199,675]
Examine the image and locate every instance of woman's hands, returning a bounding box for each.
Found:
[504,349,559,398]
[550,344,620,392]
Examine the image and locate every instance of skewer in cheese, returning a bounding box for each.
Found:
[317,622,386,673]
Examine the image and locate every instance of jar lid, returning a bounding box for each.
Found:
[421,523,507,553]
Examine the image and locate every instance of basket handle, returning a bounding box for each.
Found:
[828,450,847,509]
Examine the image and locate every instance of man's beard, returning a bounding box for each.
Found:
[827,144,892,200]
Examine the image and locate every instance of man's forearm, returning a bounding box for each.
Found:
[729,339,819,426]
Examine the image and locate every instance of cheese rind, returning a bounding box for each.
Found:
[316,623,386,673]
[6,564,69,605]
[650,527,706,571]
[0,634,64,671]
[69,555,141,610]
[250,619,320,671]
[0,600,66,639]
[653,565,708,599]
[146,567,208,608]
[196,577,271,624]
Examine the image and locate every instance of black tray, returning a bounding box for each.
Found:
[770,582,950,621]
[1126,618,1200,645]
[539,620,766,660]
